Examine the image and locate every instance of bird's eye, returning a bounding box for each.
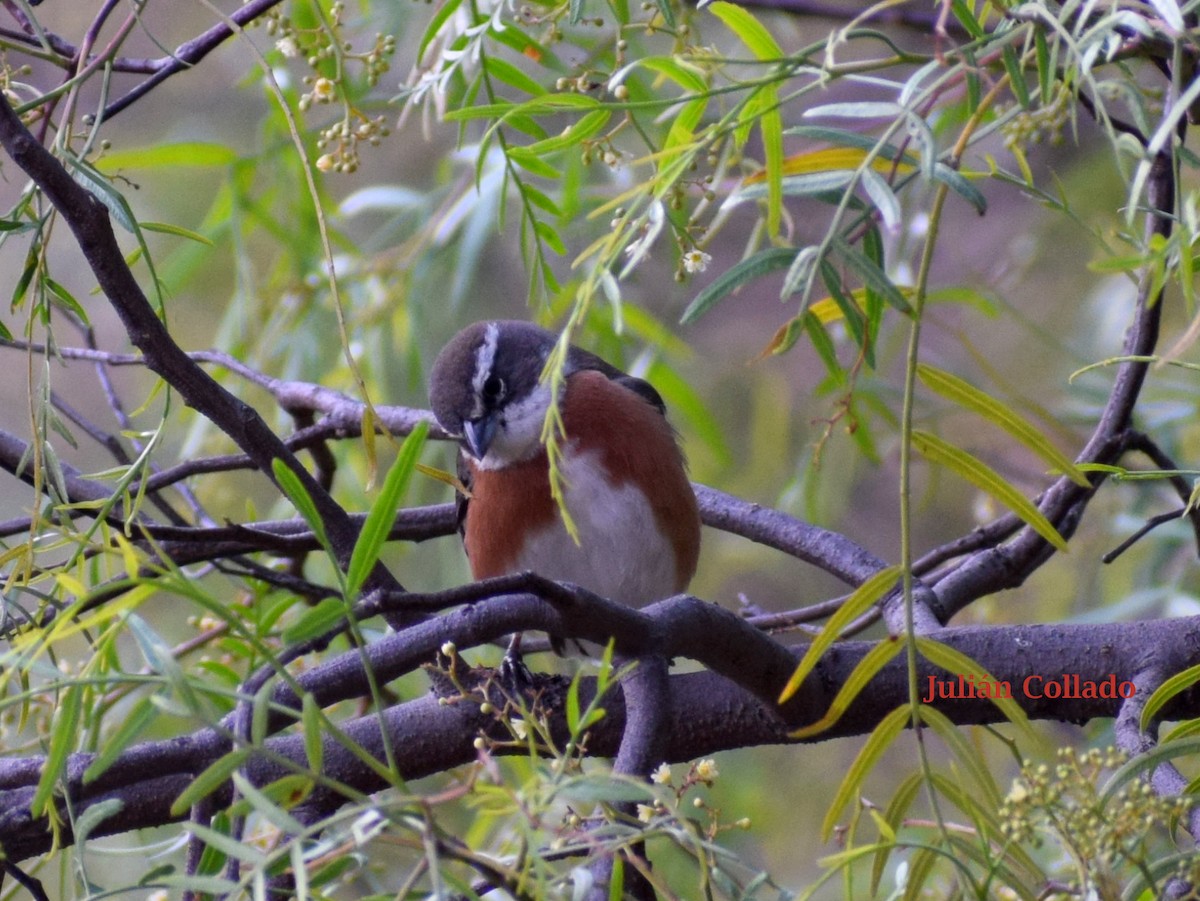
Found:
[482,374,505,402]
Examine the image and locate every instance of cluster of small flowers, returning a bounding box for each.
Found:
[262,4,396,175]
[1000,82,1071,151]
[637,759,751,834]
[315,113,391,174]
[999,746,1190,873]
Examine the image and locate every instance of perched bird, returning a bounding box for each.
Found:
[429,320,701,667]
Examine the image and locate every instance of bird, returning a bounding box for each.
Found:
[428,320,701,671]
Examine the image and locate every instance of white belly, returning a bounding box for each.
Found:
[511,448,679,606]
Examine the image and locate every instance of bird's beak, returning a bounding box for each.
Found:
[463,413,498,460]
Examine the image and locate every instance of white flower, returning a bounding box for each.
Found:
[651,763,672,785]
[312,77,337,102]
[682,249,711,274]
[276,37,300,58]
[636,804,656,823]
[695,758,719,781]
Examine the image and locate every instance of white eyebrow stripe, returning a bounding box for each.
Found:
[470,322,500,419]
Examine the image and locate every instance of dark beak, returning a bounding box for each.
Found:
[463,413,498,460]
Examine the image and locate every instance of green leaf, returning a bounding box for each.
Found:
[32,683,84,816]
[917,364,1089,487]
[486,57,548,97]
[171,749,251,815]
[45,277,90,325]
[346,421,428,600]
[860,169,899,230]
[140,221,215,246]
[418,0,464,63]
[917,705,1001,806]
[870,772,923,893]
[84,697,159,783]
[1140,662,1200,731]
[67,155,138,233]
[1002,46,1030,109]
[911,430,1069,552]
[637,57,707,94]
[186,820,268,864]
[709,1,783,59]
[1100,735,1200,805]
[74,798,124,845]
[778,565,901,704]
[760,87,783,236]
[914,637,1039,743]
[282,597,346,644]
[831,236,912,314]
[271,458,333,559]
[445,93,601,122]
[514,109,611,157]
[821,704,909,841]
[508,151,561,179]
[790,636,903,738]
[98,142,238,170]
[680,247,797,323]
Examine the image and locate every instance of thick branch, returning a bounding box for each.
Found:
[5,615,1200,862]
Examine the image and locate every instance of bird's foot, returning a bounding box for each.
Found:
[499,647,534,695]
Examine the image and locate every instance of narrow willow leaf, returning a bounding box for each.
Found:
[171,749,251,815]
[931,163,987,214]
[761,87,783,236]
[781,244,821,298]
[779,565,901,704]
[230,773,307,835]
[870,772,924,894]
[140,221,215,245]
[708,1,783,59]
[914,637,1039,743]
[680,247,796,323]
[45,277,90,324]
[804,101,904,120]
[418,0,465,62]
[68,156,138,233]
[74,799,124,846]
[917,364,1089,487]
[84,697,159,783]
[1100,735,1200,805]
[302,694,324,774]
[860,169,900,230]
[1139,662,1200,731]
[790,637,903,737]
[821,704,909,841]
[514,109,611,157]
[271,458,333,558]
[918,705,1001,806]
[445,93,601,122]
[727,170,853,207]
[1002,46,1030,109]
[634,56,707,94]
[98,142,239,170]
[186,821,268,864]
[282,597,346,644]
[508,151,561,179]
[831,235,912,314]
[346,421,428,599]
[32,683,83,816]
[911,431,1069,551]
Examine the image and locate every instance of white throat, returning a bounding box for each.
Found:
[474,382,553,470]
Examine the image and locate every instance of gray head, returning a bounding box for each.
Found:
[430,320,666,468]
[429,321,563,468]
